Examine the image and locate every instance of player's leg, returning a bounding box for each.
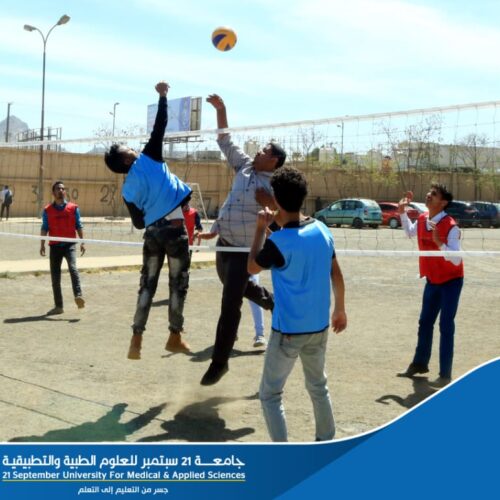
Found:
[300,328,335,441]
[259,330,301,442]
[129,232,165,359]
[64,244,84,308]
[164,226,190,353]
[48,245,65,314]
[438,277,463,379]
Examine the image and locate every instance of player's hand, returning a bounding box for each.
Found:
[198,231,217,241]
[256,207,275,230]
[40,244,45,257]
[206,94,225,110]
[331,310,347,333]
[80,243,86,256]
[429,221,443,247]
[155,81,170,96]
[398,190,413,214]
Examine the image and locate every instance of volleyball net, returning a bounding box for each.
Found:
[1,99,500,258]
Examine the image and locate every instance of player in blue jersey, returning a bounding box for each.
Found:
[248,166,347,442]
[104,81,192,360]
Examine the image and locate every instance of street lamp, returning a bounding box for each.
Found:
[110,102,120,137]
[5,102,13,142]
[24,14,70,215]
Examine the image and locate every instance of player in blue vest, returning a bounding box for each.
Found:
[104,81,192,360]
[248,166,347,442]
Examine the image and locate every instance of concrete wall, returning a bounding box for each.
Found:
[1,147,499,218]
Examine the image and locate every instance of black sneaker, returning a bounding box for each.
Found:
[398,363,429,377]
[200,362,229,386]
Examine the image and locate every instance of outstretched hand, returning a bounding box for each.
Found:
[206,94,225,110]
[155,81,170,96]
[398,190,414,214]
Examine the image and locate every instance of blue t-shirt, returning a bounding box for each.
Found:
[256,218,335,334]
[122,153,191,227]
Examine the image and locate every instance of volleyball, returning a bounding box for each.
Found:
[211,27,237,51]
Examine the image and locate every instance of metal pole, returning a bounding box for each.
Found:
[24,15,70,217]
[37,41,47,216]
[340,121,344,165]
[111,102,119,137]
[5,102,12,142]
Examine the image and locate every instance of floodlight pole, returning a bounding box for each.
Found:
[24,14,70,216]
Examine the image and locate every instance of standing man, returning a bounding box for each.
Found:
[40,181,85,315]
[0,185,13,221]
[104,81,192,360]
[199,94,286,386]
[248,166,347,442]
[398,185,464,387]
[181,196,203,248]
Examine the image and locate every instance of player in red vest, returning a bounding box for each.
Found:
[181,197,203,247]
[40,181,86,315]
[398,184,463,387]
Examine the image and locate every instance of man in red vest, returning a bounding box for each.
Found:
[40,181,86,315]
[181,197,203,248]
[398,184,463,387]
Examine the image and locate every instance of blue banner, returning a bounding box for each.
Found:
[1,358,499,499]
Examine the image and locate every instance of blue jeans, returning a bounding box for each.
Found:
[132,221,190,335]
[259,328,335,442]
[413,277,464,378]
[49,244,82,308]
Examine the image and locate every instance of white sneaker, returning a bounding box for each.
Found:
[253,336,267,348]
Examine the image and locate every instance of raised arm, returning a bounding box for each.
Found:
[206,94,228,140]
[207,93,251,171]
[142,81,170,162]
[398,191,417,238]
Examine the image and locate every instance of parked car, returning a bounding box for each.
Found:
[445,201,480,228]
[377,201,419,229]
[408,201,428,214]
[314,198,382,229]
[470,201,500,228]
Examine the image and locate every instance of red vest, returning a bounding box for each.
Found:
[45,202,78,245]
[417,213,464,284]
[183,207,197,244]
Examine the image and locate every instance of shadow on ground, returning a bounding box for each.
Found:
[180,346,265,363]
[4,314,80,324]
[138,396,255,442]
[9,403,166,442]
[376,376,437,409]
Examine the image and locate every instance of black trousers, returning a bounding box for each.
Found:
[212,239,274,365]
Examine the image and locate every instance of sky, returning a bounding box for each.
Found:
[2,0,500,141]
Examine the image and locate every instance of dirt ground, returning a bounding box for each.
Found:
[0,226,499,443]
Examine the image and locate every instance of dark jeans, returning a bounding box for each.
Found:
[212,238,274,365]
[413,277,464,378]
[132,221,190,335]
[49,244,82,308]
[0,203,10,220]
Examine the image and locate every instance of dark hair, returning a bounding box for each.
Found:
[269,142,287,168]
[104,144,129,174]
[52,180,65,193]
[270,166,307,212]
[431,183,453,207]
